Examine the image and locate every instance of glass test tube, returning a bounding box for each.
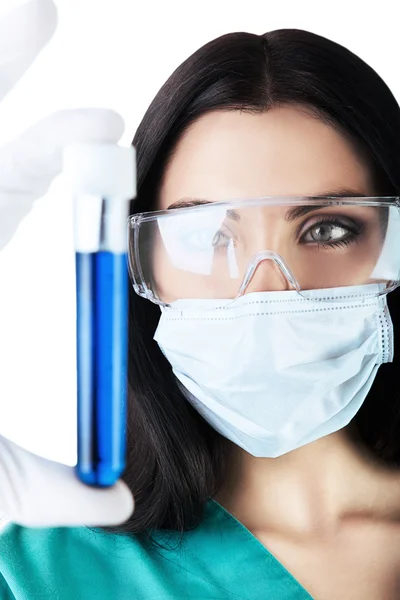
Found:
[63,143,136,487]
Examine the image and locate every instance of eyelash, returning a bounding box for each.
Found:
[212,228,236,252]
[298,216,364,249]
[211,216,364,253]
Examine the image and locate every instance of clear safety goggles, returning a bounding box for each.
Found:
[127,196,400,307]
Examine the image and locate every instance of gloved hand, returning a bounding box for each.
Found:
[0,0,135,528]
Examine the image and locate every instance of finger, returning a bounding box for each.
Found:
[0,107,125,250]
[0,107,125,185]
[0,434,135,528]
[0,0,58,102]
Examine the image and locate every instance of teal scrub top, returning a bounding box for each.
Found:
[0,498,313,599]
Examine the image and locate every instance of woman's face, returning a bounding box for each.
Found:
[152,105,381,302]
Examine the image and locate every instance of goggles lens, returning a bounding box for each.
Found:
[128,198,400,306]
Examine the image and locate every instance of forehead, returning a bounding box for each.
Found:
[158,105,374,209]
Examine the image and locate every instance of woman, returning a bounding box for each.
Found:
[1,23,400,600]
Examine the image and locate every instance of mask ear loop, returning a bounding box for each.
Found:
[236,251,301,300]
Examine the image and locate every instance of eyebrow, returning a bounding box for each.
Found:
[285,189,367,222]
[167,188,367,222]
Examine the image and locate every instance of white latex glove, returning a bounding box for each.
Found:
[0,0,135,528]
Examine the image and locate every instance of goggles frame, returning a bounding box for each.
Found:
[127,196,400,306]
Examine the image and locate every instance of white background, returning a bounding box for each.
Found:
[0,0,398,466]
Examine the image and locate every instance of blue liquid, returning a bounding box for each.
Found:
[75,251,128,487]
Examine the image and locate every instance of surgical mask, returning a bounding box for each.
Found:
[153,284,394,457]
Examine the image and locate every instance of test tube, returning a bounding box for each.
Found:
[63,143,136,487]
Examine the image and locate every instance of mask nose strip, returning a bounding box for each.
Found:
[238,251,300,295]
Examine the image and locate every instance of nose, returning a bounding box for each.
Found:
[243,257,292,294]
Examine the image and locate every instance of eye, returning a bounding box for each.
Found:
[212,230,233,249]
[300,216,363,248]
[304,222,348,243]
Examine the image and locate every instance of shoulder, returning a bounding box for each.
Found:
[0,505,223,599]
[0,501,263,600]
[0,515,159,599]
